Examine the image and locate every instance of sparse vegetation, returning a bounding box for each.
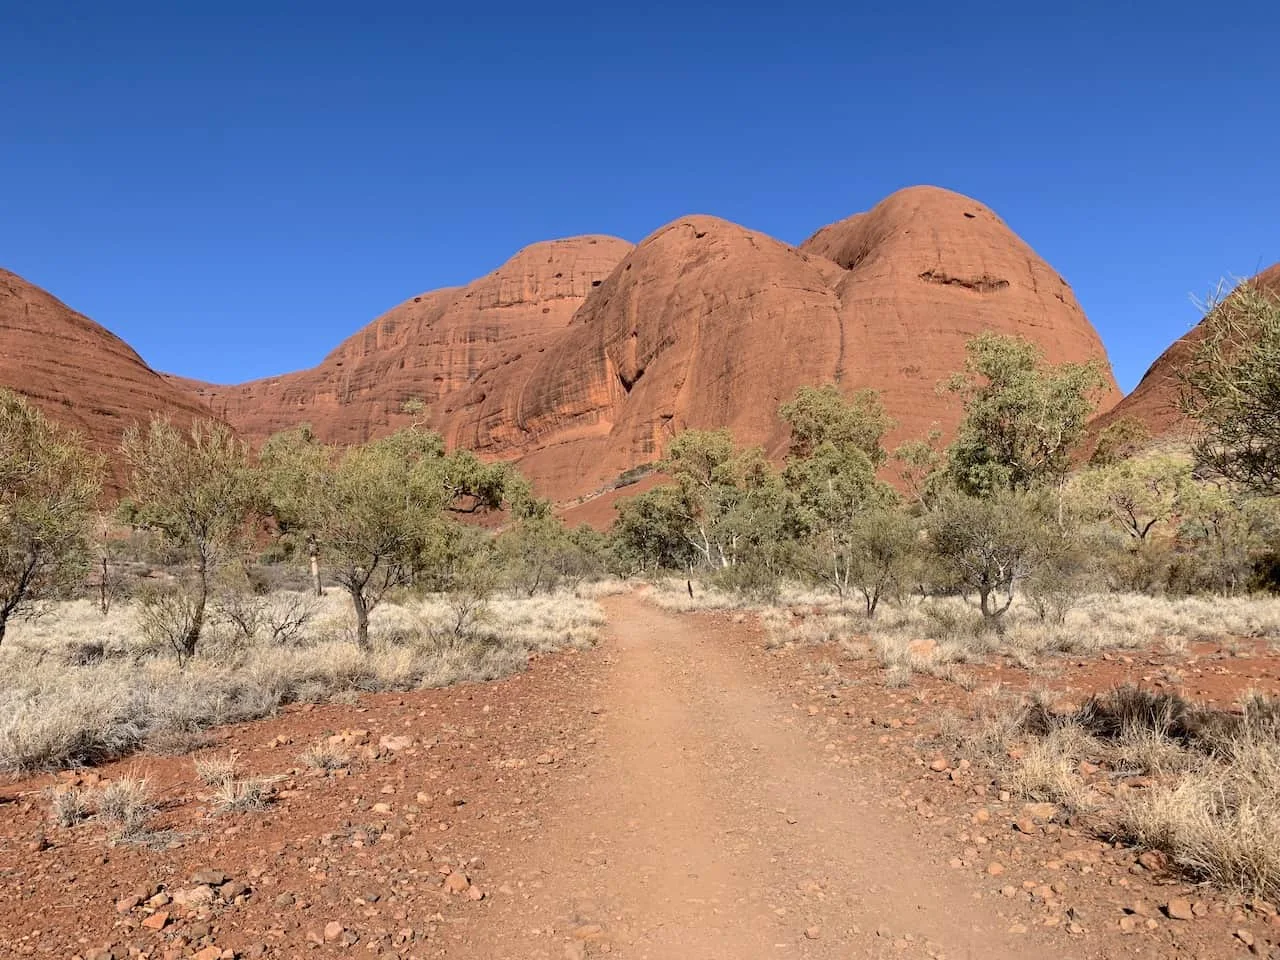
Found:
[193,753,238,785]
[979,686,1280,900]
[95,773,157,840]
[208,773,278,813]
[120,419,259,661]
[298,739,350,771]
[0,588,604,773]
[1180,281,1280,497]
[48,786,91,827]
[0,390,101,645]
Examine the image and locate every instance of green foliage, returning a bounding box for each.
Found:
[612,486,697,573]
[1172,483,1280,595]
[497,515,608,596]
[661,430,789,572]
[779,385,898,598]
[926,488,1053,620]
[844,507,919,616]
[1089,416,1152,467]
[945,332,1105,495]
[1180,283,1280,496]
[120,418,257,659]
[261,426,526,647]
[0,391,102,643]
[1070,451,1197,542]
[778,384,892,465]
[892,433,946,510]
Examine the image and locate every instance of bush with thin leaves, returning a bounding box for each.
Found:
[0,390,102,646]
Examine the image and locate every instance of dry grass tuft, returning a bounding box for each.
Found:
[0,589,604,773]
[95,773,156,841]
[48,787,90,827]
[193,754,238,786]
[208,775,279,814]
[298,740,350,772]
[988,685,1280,900]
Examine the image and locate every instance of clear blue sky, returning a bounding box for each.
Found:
[2,2,1276,391]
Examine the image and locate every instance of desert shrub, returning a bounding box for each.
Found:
[136,584,203,661]
[193,754,237,786]
[0,390,102,645]
[262,593,317,645]
[298,740,349,771]
[259,427,525,648]
[208,775,277,813]
[925,489,1052,621]
[48,787,91,827]
[497,515,609,596]
[1180,280,1280,497]
[1116,737,1280,900]
[96,774,156,836]
[120,419,260,660]
[710,560,782,603]
[998,685,1280,898]
[214,590,266,642]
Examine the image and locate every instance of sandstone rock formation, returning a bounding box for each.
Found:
[178,186,1120,500]
[1091,263,1280,441]
[439,186,1119,497]
[4,186,1124,504]
[173,235,634,446]
[0,267,212,476]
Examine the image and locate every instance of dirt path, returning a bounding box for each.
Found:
[474,594,1050,959]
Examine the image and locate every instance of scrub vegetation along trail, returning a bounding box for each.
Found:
[5,591,1273,959]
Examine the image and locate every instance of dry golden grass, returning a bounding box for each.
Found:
[192,754,238,786]
[47,786,90,827]
[207,774,279,814]
[983,686,1280,900]
[95,773,156,841]
[712,588,1280,687]
[297,740,350,771]
[0,589,605,773]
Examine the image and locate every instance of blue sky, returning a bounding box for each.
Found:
[2,2,1276,392]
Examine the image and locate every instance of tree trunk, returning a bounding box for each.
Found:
[0,616,7,647]
[308,535,323,597]
[182,557,208,661]
[351,587,370,649]
[99,557,110,615]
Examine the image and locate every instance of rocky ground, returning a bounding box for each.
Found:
[2,590,1279,959]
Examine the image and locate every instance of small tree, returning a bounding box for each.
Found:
[266,428,519,648]
[612,486,697,574]
[1180,281,1280,496]
[1173,482,1280,595]
[945,332,1106,496]
[0,391,102,644]
[1070,451,1196,543]
[121,418,258,660]
[662,430,786,572]
[1089,416,1151,467]
[892,432,946,510]
[779,384,891,464]
[846,507,918,616]
[926,489,1049,621]
[779,386,897,598]
[498,514,607,596]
